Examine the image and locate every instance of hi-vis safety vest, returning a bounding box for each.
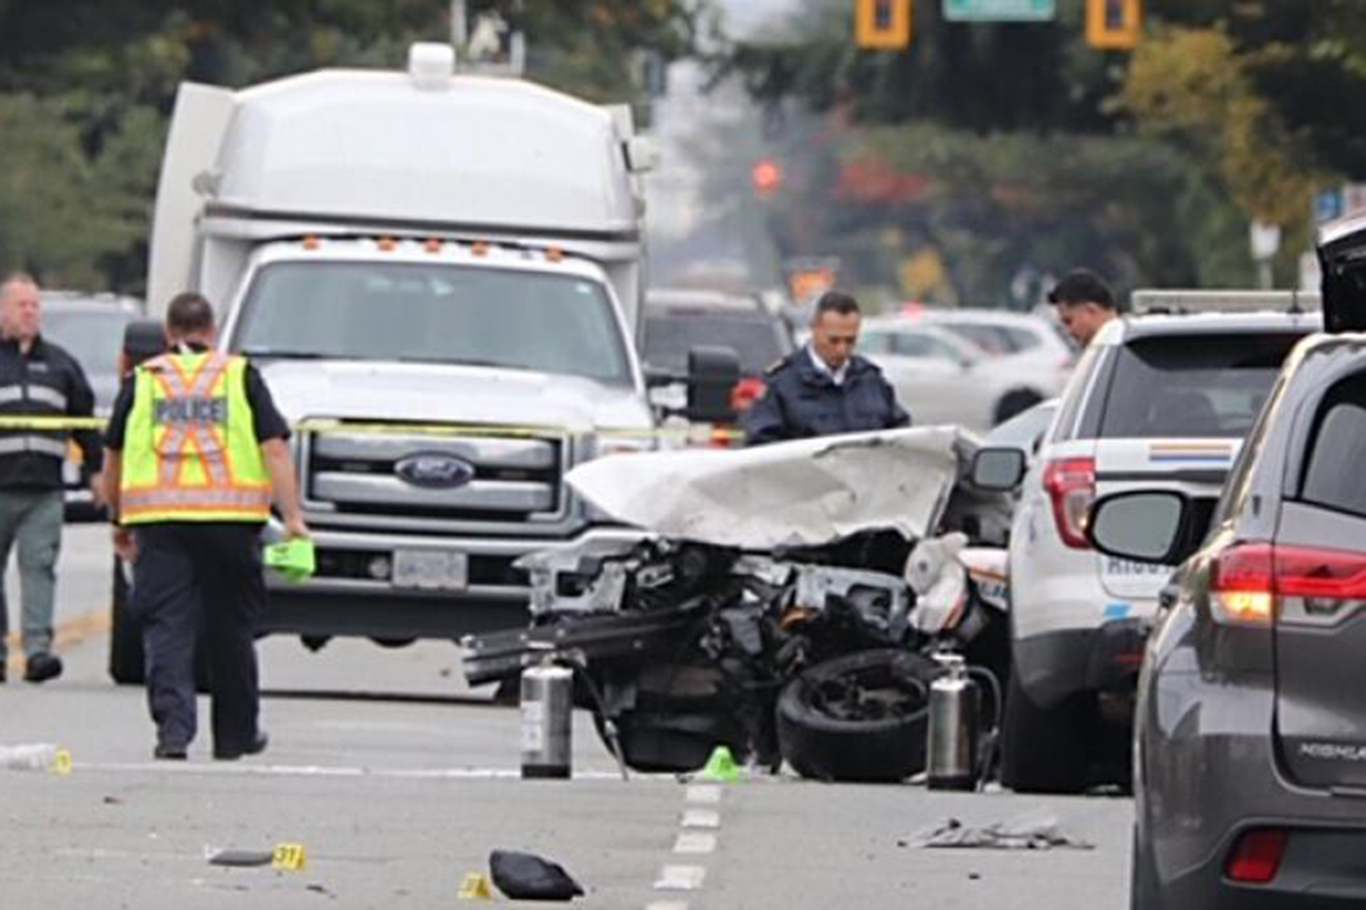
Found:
[120,352,272,524]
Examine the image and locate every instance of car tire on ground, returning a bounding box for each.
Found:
[993,388,1045,426]
[1000,661,1091,793]
[776,649,935,783]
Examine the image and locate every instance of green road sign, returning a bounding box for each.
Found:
[943,0,1055,21]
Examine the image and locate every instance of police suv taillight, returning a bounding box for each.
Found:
[1043,457,1096,550]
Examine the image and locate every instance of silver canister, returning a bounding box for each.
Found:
[927,652,980,791]
[520,659,574,779]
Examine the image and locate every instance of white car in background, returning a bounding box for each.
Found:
[918,307,1075,402]
[859,316,1060,430]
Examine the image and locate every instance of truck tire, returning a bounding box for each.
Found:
[776,650,935,783]
[1000,661,1091,793]
[108,558,145,685]
[993,389,1044,426]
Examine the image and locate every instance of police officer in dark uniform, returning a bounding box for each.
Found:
[102,293,308,760]
[743,290,909,445]
[0,272,103,684]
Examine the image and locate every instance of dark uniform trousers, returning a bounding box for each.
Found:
[132,522,266,751]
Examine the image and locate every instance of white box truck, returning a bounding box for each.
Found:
[111,44,735,678]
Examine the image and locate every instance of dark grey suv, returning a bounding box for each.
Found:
[1089,215,1366,908]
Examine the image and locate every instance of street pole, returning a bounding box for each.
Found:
[450,0,467,48]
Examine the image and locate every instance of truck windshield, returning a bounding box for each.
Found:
[232,261,633,386]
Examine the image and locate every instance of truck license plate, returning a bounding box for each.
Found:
[393,550,468,590]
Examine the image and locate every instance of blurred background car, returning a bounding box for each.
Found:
[859,315,1057,430]
[918,307,1076,398]
[40,291,145,519]
[643,287,794,430]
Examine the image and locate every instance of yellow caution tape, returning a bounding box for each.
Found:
[272,842,307,871]
[0,414,746,444]
[0,413,748,441]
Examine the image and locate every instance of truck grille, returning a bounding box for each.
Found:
[304,427,564,524]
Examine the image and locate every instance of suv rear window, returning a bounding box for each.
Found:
[1301,373,1366,517]
[1098,334,1302,439]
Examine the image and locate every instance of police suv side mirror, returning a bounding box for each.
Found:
[970,447,1027,492]
[684,345,741,424]
[1087,490,1197,565]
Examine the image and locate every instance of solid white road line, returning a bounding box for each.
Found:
[70,761,630,781]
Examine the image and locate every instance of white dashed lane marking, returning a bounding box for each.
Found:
[680,808,721,829]
[673,832,717,855]
[654,864,707,891]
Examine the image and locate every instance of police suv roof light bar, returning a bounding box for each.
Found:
[1130,289,1322,316]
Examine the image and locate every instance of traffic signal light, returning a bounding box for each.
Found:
[752,158,783,198]
[1087,0,1141,50]
[855,0,912,50]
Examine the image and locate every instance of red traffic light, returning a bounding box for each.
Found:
[752,158,783,197]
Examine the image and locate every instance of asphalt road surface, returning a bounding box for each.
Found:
[1,525,1134,909]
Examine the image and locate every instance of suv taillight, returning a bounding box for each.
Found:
[1042,457,1095,549]
[1210,543,1275,626]
[1211,542,1366,626]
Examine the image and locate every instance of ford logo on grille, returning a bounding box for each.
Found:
[395,453,475,489]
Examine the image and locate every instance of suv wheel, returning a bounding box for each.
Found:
[1000,661,1091,793]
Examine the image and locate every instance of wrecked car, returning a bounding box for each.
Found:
[463,427,1015,782]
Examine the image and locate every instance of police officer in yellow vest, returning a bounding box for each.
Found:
[102,292,307,761]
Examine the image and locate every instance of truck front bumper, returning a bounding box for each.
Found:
[258,521,648,640]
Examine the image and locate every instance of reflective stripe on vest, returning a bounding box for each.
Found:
[120,352,272,524]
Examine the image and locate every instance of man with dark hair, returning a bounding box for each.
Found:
[1048,269,1119,347]
[743,289,909,445]
[102,292,308,760]
[0,272,103,684]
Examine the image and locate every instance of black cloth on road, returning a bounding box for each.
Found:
[104,349,290,451]
[132,522,266,752]
[742,349,909,445]
[0,334,102,487]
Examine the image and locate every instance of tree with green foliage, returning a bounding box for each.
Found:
[722,0,1366,301]
[0,0,711,291]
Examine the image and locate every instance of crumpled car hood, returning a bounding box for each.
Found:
[567,427,971,549]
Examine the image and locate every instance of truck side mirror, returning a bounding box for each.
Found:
[970,447,1027,492]
[1087,490,1195,565]
[684,346,740,424]
[121,319,167,376]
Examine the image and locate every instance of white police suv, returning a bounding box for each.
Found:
[993,291,1321,793]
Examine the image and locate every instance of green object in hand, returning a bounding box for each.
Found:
[264,538,315,583]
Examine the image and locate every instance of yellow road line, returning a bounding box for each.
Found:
[4,606,111,677]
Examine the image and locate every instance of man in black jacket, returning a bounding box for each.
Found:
[0,273,103,683]
[743,290,909,445]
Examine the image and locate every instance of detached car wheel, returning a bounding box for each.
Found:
[776,649,935,783]
[1000,661,1090,793]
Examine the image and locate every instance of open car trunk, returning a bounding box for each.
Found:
[1319,213,1366,333]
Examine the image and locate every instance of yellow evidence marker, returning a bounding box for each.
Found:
[272,843,307,872]
[458,872,494,900]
